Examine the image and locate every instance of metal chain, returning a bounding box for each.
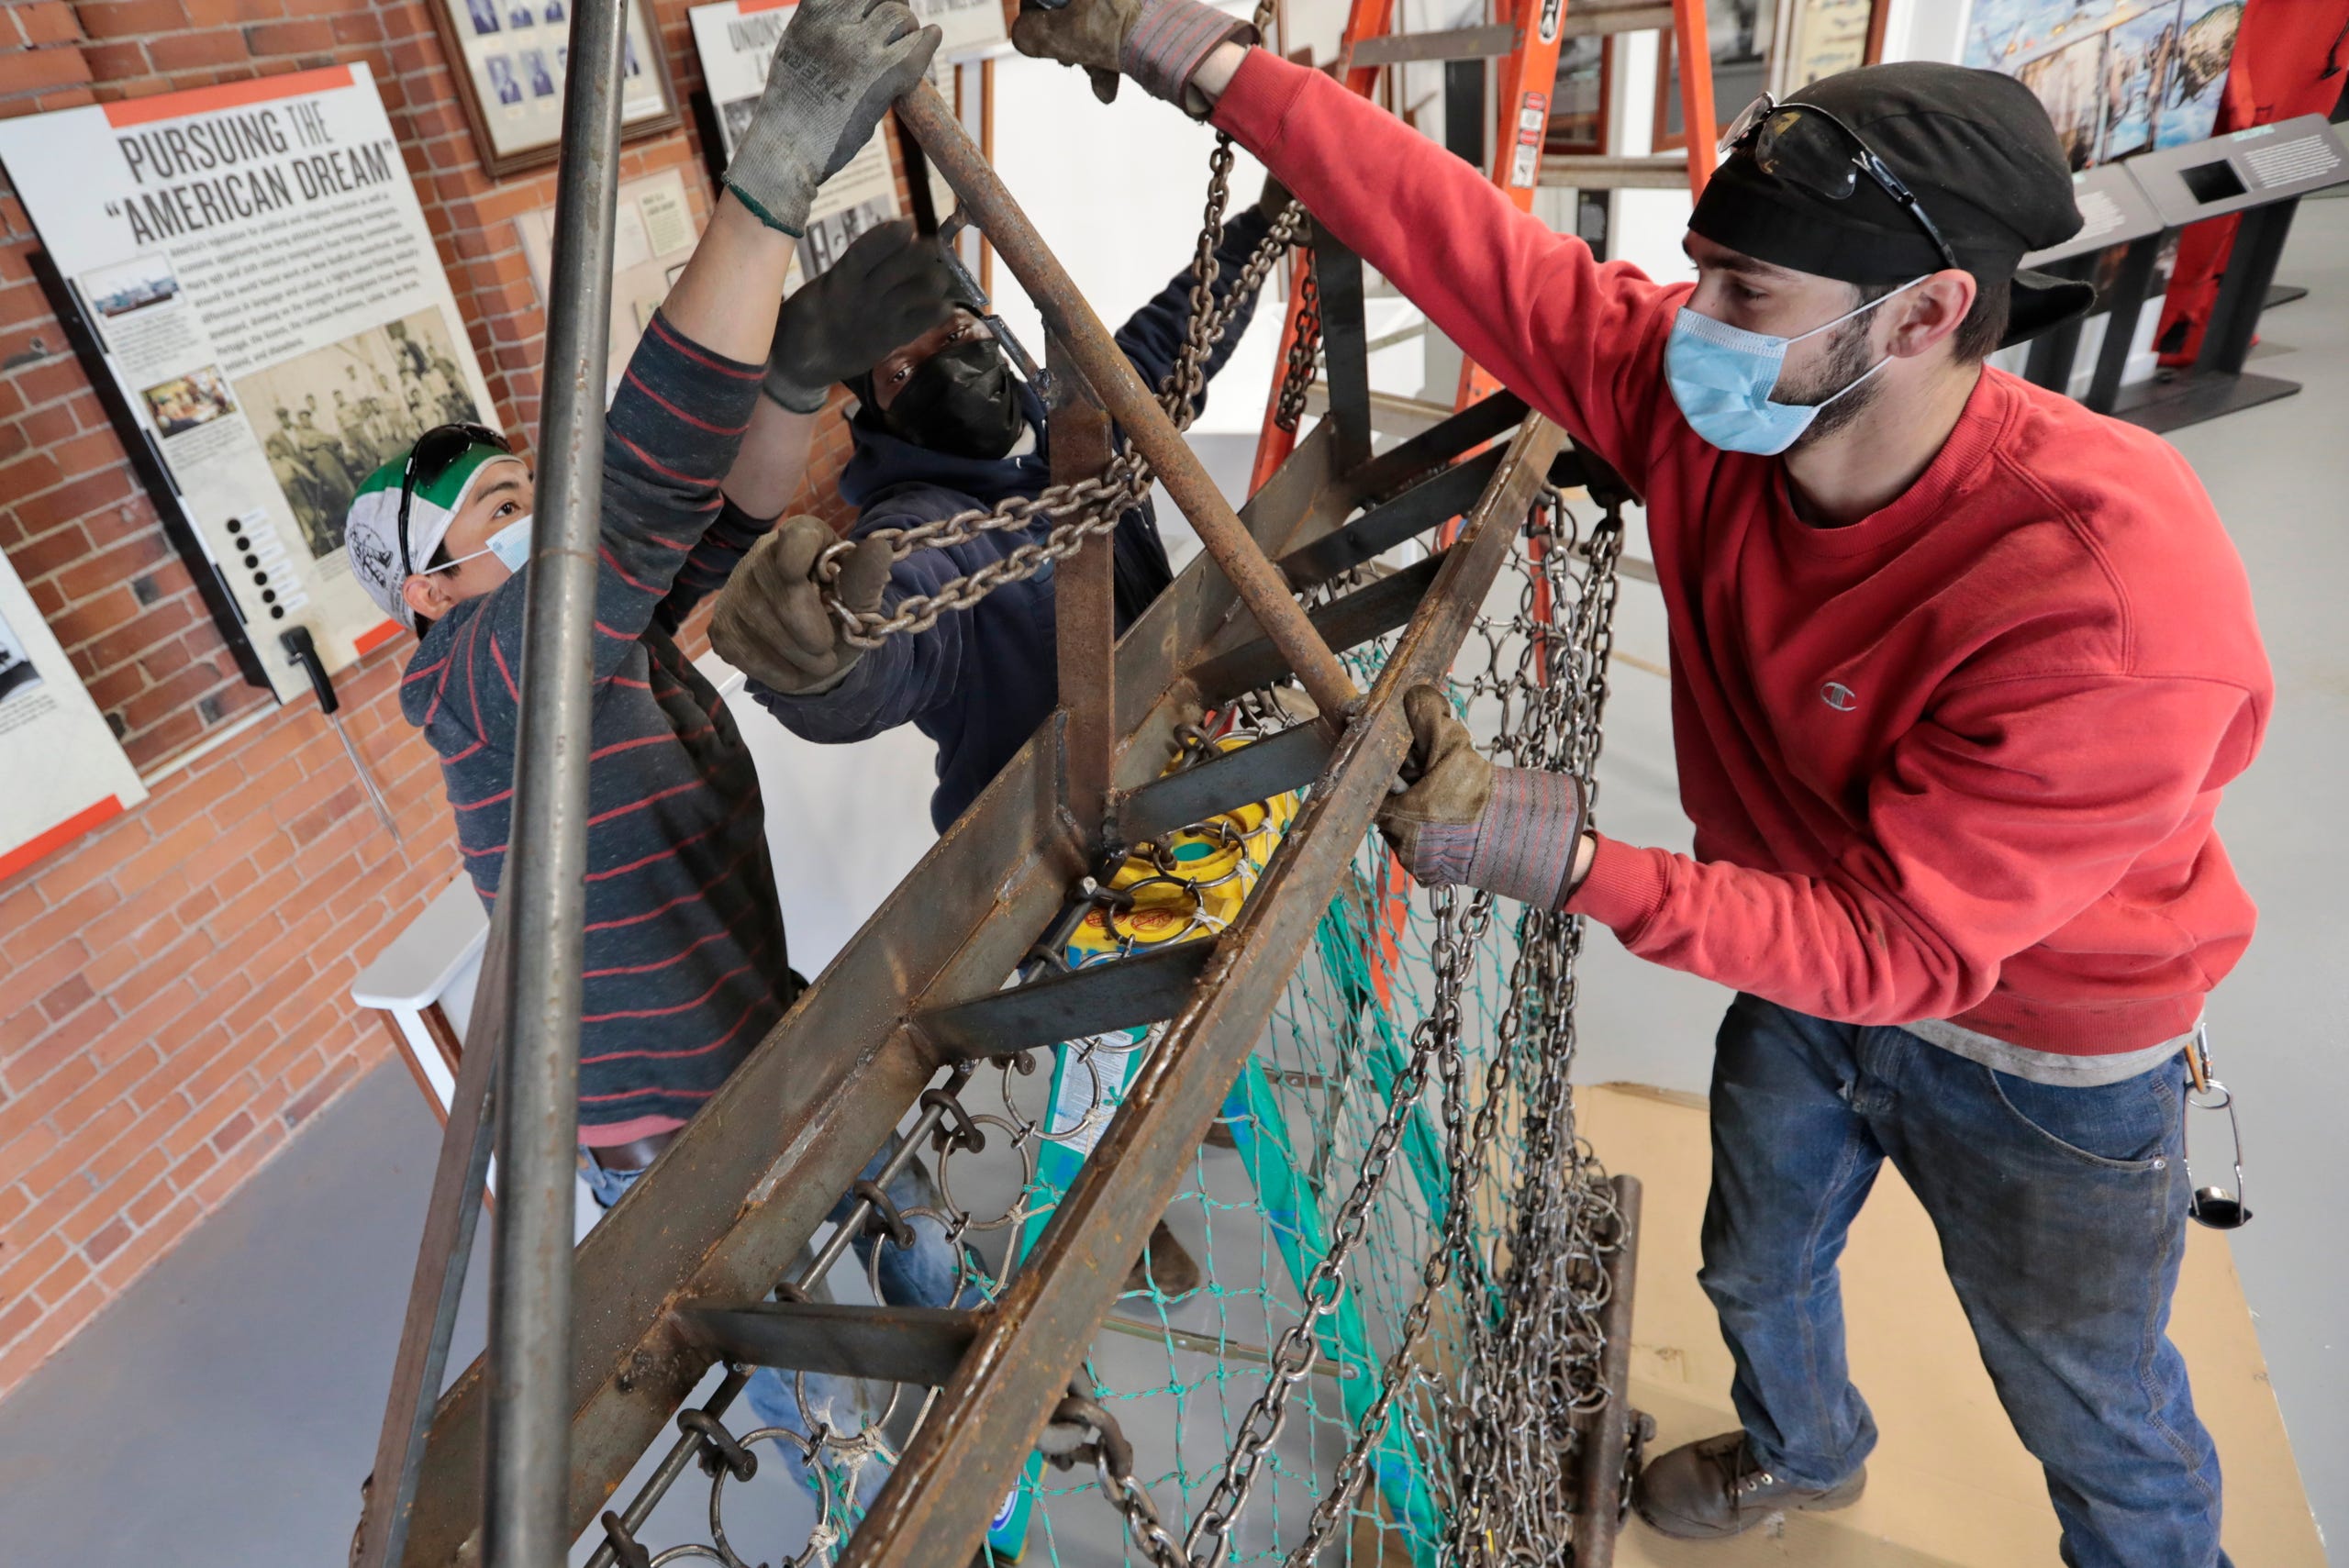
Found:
[1274,257,1321,434]
[1071,487,1631,1567]
[821,94,1308,650]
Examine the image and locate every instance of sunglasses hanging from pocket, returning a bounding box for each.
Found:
[2182,1022,2251,1230]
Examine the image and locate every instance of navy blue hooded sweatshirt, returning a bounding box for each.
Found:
[750,210,1274,829]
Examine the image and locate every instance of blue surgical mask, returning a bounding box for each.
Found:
[1664,277,1925,456]
[429,515,533,577]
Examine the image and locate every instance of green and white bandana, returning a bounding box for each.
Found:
[343,440,512,631]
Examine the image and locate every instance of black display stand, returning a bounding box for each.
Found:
[2017,114,2348,434]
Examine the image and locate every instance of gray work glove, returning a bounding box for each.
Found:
[1377,685,1588,908]
[710,516,894,695]
[764,220,958,413]
[726,0,941,236]
[1011,0,1255,113]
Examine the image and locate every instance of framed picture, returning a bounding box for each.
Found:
[1545,34,1612,157]
[1773,0,1890,97]
[428,0,681,178]
[1963,0,2242,171]
[1655,0,1775,152]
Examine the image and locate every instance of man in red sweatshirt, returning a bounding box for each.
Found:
[1014,6,2269,1563]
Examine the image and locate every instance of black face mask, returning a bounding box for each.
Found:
[884,337,1025,461]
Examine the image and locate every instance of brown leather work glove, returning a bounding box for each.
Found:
[1011,0,1254,112]
[710,515,893,696]
[1377,684,1589,908]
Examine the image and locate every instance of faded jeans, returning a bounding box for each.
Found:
[582,1137,962,1514]
[1703,995,2231,1568]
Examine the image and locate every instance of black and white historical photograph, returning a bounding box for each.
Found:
[0,604,41,707]
[234,308,482,560]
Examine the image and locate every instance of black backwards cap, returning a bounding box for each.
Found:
[1688,61,2095,347]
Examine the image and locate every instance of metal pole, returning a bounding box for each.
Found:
[484,0,626,1558]
[894,84,1363,725]
[354,908,511,1568]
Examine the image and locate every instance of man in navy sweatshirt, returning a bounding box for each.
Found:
[707,188,1283,831]
[340,0,963,1512]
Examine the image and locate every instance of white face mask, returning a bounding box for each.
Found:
[425,514,532,577]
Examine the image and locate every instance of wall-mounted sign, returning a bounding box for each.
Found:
[0,65,505,701]
[687,0,907,290]
[518,167,703,403]
[0,547,147,883]
[426,0,682,178]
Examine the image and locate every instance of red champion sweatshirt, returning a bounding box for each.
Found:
[1216,52,2272,1055]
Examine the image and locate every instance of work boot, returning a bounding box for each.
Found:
[1122,1218,1201,1299]
[1633,1430,1865,1540]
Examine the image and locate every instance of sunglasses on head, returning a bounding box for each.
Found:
[1718,94,1962,272]
[396,421,511,580]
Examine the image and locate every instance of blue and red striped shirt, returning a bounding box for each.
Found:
[400,315,791,1143]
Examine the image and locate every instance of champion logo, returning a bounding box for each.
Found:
[1820,681,1858,712]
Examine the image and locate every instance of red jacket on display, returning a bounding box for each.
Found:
[1214,51,2272,1056]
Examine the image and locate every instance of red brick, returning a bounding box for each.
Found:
[0,45,93,96]
[12,3,83,46]
[37,973,95,1025]
[0,1237,70,1307]
[95,1192,199,1291]
[147,28,250,72]
[30,1250,90,1308]
[77,0,191,39]
[0,940,89,1031]
[50,528,166,604]
[208,1107,254,1154]
[0,1298,39,1351]
[82,1219,130,1264]
[242,17,331,52]
[15,466,133,540]
[2,996,116,1098]
[0,449,63,503]
[281,1050,358,1129]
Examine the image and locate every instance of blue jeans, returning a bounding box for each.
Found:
[1703,995,2230,1568]
[581,1138,963,1513]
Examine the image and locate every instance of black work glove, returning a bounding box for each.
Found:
[1252,172,1294,226]
[710,516,894,695]
[764,219,958,413]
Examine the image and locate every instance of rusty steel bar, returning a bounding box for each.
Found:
[895,83,1362,724]
[841,414,1567,1568]
[353,909,510,1568]
[387,365,1529,1568]
[1574,1173,1644,1567]
[1049,335,1117,846]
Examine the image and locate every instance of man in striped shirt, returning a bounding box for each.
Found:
[340,0,960,1510]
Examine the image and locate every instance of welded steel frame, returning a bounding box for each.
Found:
[379,72,1622,1568]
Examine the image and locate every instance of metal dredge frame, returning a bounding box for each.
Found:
[358,15,1641,1563]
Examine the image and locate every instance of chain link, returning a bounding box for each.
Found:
[1065,485,1631,1566]
[819,112,1308,649]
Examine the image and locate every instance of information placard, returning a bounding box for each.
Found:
[687,0,909,287]
[517,168,701,404]
[2121,113,2349,228]
[0,66,505,700]
[0,549,148,882]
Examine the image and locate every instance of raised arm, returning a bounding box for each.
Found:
[1013,13,1685,486]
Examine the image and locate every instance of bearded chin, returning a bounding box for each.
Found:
[1786,318,1884,450]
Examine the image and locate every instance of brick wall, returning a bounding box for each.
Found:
[0,0,872,1398]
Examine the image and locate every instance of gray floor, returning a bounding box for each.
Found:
[4,201,2343,1561]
